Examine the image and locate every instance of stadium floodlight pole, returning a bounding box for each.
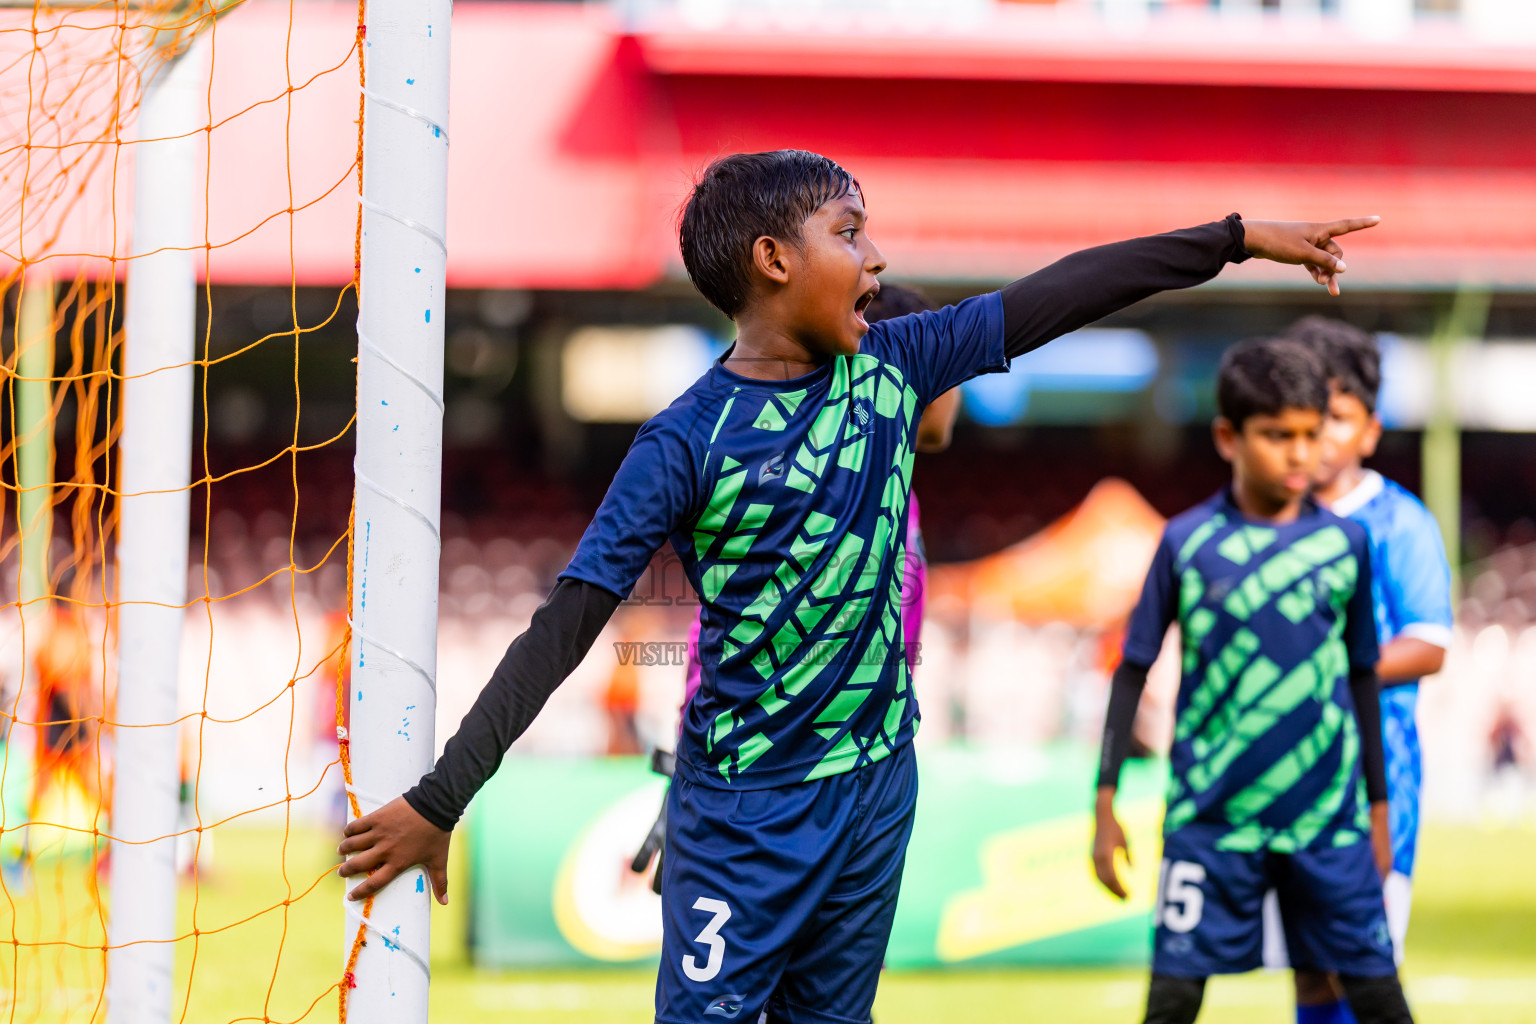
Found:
[1423,284,1488,598]
[344,0,451,1018]
[105,35,204,1024]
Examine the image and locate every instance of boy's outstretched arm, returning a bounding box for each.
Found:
[1093,658,1151,900]
[1001,215,1379,359]
[337,578,621,902]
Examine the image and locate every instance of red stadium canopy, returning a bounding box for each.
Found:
[6,2,1535,289]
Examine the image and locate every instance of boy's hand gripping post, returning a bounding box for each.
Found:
[338,796,452,905]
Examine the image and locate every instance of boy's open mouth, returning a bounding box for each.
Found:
[853,285,878,326]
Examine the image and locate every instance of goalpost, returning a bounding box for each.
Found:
[342,0,451,1020]
[4,0,450,1016]
[106,35,204,1023]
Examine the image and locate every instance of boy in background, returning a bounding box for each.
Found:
[1094,338,1412,1024]
[1271,318,1453,1024]
[340,148,1379,1024]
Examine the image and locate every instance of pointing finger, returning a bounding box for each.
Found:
[1323,216,1380,238]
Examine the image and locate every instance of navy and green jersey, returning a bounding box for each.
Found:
[1124,490,1380,852]
[561,293,1007,788]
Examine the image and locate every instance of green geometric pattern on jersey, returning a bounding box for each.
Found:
[1168,514,1369,853]
[693,354,920,783]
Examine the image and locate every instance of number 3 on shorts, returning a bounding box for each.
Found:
[682,897,731,983]
[1156,860,1206,934]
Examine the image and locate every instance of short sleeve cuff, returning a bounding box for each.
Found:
[1398,621,1453,650]
[973,289,1010,377]
[1120,644,1161,670]
[556,565,628,602]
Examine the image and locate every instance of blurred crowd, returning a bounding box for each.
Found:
[2,495,1535,836]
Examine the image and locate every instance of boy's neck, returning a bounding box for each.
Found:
[722,316,829,382]
[1312,462,1368,509]
[1230,477,1306,524]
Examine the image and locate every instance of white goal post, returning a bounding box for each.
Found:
[344,0,452,1020]
[107,37,205,1024]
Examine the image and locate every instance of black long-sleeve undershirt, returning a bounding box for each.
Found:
[1096,660,1389,807]
[403,216,1251,832]
[1001,214,1249,359]
[1350,665,1389,805]
[403,578,621,831]
[1097,660,1150,791]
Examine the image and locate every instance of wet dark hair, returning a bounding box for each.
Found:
[863,283,934,324]
[678,150,860,319]
[1283,315,1381,412]
[1216,336,1329,429]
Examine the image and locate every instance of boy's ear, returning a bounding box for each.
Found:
[751,235,792,287]
[1212,416,1239,464]
[1360,414,1384,459]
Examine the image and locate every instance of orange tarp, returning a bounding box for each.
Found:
[932,478,1166,628]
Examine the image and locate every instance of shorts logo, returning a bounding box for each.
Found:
[851,397,875,436]
[759,453,786,484]
[704,994,747,1019]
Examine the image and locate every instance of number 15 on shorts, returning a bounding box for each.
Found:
[683,897,732,983]
[1156,859,1206,933]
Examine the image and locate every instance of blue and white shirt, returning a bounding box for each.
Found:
[1325,470,1454,678]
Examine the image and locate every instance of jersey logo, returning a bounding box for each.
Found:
[758,453,786,484]
[851,397,875,436]
[1203,576,1234,603]
[704,994,747,1018]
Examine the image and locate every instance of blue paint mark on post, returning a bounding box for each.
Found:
[424,309,431,323]
[414,267,420,273]
[416,875,424,893]
[357,522,371,666]
[406,77,415,85]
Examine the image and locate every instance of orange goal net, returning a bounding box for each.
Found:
[0,0,367,1019]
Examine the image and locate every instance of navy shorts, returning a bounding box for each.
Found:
[655,742,918,1024]
[1153,824,1395,979]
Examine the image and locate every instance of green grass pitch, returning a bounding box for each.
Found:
[4,821,1533,1021]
